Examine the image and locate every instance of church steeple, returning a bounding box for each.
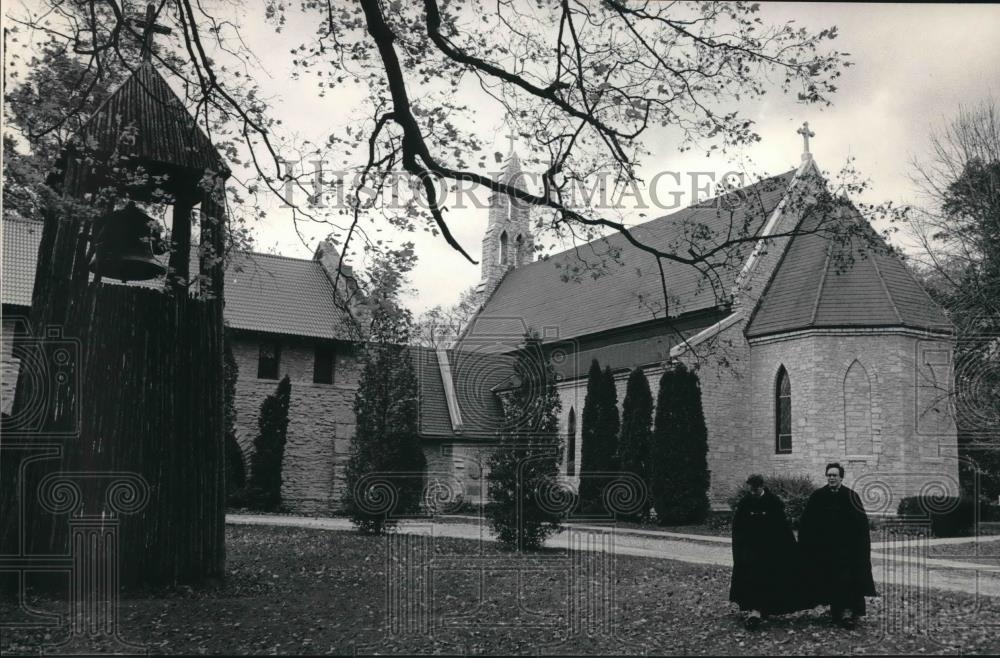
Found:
[476,138,535,302]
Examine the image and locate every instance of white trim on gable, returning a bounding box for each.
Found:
[435,348,464,432]
[668,311,743,359]
[731,155,819,298]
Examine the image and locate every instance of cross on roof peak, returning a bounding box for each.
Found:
[505,129,517,154]
[797,121,816,160]
[133,3,172,63]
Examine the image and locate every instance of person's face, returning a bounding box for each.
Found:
[826,469,843,489]
[750,485,764,497]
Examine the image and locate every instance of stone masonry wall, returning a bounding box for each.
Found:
[231,333,361,514]
[553,318,751,509]
[423,442,494,508]
[1,319,19,416]
[747,330,959,513]
[653,320,753,508]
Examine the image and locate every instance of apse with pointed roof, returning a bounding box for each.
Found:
[746,210,953,337]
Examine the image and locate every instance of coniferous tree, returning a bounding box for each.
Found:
[578,359,606,511]
[650,362,710,525]
[617,367,654,521]
[343,342,426,534]
[602,365,621,468]
[578,360,621,513]
[485,334,564,550]
[246,375,292,511]
[343,245,426,535]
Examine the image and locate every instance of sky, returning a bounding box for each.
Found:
[6,2,1000,314]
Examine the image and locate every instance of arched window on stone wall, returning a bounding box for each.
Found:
[499,230,509,265]
[567,407,577,476]
[844,360,874,455]
[775,366,792,454]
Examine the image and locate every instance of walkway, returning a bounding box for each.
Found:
[228,514,1000,598]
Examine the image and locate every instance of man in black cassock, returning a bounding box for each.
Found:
[798,462,877,629]
[729,474,808,629]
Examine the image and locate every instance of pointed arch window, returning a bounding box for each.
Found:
[499,231,509,265]
[567,407,577,476]
[775,366,792,454]
[844,360,874,455]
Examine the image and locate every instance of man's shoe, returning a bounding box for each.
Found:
[744,615,762,630]
[838,611,857,630]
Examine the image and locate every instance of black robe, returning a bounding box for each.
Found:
[798,485,878,615]
[729,489,811,614]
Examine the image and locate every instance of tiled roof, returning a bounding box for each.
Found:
[1,218,43,308]
[224,252,351,339]
[1,218,350,340]
[745,209,953,338]
[475,170,797,342]
[411,345,509,439]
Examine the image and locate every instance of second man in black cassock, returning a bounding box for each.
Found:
[797,462,878,629]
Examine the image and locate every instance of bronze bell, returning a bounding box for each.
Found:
[90,202,168,282]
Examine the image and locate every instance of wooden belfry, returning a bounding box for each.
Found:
[5,5,228,588]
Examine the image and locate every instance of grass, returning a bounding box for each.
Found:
[3,524,999,655]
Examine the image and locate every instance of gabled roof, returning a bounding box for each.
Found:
[410,345,508,439]
[1,218,350,340]
[474,170,798,342]
[65,62,224,173]
[224,252,352,340]
[745,208,953,338]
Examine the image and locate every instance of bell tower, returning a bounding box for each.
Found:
[7,3,229,590]
[476,139,534,303]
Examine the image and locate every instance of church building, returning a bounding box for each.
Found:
[458,132,959,511]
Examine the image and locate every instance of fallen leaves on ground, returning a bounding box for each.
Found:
[1,525,999,655]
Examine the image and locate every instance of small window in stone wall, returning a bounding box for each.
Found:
[257,340,281,380]
[775,365,792,454]
[314,345,335,384]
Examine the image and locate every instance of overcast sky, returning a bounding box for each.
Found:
[8,2,1000,314]
[235,2,1000,314]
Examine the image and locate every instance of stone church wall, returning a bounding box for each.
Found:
[747,329,959,513]
[422,441,494,508]
[1,318,20,416]
[554,318,753,509]
[230,333,361,514]
[659,320,754,507]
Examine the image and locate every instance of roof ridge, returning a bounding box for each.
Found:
[868,243,904,324]
[237,250,325,264]
[731,161,818,295]
[809,241,834,325]
[497,169,798,274]
[877,238,958,331]
[743,208,812,334]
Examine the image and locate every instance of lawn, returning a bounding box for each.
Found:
[2,524,999,655]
